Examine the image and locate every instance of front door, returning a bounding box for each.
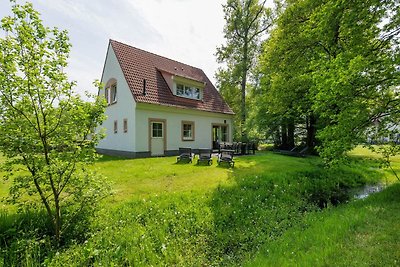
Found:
[150,121,165,156]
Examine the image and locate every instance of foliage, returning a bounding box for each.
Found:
[257,0,400,160]
[0,1,108,245]
[216,0,277,140]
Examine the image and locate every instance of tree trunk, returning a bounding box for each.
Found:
[288,120,295,148]
[54,196,61,246]
[306,114,317,154]
[240,40,249,142]
[240,72,247,142]
[281,124,288,149]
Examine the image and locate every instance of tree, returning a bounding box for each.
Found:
[258,0,400,161]
[257,0,319,152]
[216,0,276,141]
[0,1,108,245]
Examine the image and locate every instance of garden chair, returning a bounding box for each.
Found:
[197,148,213,165]
[177,147,193,163]
[218,149,235,168]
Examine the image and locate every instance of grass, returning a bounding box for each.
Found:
[92,152,320,203]
[0,149,398,266]
[0,155,11,210]
[348,146,400,183]
[247,183,400,266]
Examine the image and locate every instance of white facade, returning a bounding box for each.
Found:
[97,45,137,154]
[97,44,233,158]
[135,103,233,156]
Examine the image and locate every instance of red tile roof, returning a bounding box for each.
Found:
[109,39,234,115]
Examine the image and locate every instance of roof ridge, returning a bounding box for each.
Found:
[110,39,203,72]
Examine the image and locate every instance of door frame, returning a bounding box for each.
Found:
[148,118,167,155]
[211,123,229,149]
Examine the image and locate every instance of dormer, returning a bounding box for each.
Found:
[172,75,205,101]
[157,68,206,101]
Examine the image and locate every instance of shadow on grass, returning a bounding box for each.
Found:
[95,154,134,162]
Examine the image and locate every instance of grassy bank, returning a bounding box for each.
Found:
[247,183,400,266]
[0,151,395,266]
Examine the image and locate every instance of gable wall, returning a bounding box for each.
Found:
[96,45,137,154]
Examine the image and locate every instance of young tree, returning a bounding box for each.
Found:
[216,0,276,141]
[0,1,108,245]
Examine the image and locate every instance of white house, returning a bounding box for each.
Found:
[96,39,234,157]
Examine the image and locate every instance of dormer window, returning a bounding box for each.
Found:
[172,75,205,101]
[176,84,201,100]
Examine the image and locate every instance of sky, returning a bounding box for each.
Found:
[0,0,231,96]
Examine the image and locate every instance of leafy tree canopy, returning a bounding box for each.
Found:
[258,0,400,163]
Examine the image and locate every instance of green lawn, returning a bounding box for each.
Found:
[92,152,320,202]
[0,149,399,266]
[348,146,400,183]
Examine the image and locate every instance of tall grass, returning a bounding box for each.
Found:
[0,210,54,266]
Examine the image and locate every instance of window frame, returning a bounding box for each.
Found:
[181,121,195,141]
[221,125,228,142]
[105,87,109,103]
[105,78,117,105]
[152,122,163,138]
[175,83,201,100]
[110,83,117,104]
[114,120,118,134]
[212,123,229,145]
[123,118,128,133]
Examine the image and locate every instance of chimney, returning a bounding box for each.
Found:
[143,79,146,95]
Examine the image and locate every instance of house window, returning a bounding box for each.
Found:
[182,121,195,141]
[123,118,128,133]
[114,120,118,134]
[177,84,184,96]
[105,79,117,105]
[110,83,117,103]
[105,87,109,103]
[152,122,163,138]
[176,83,201,100]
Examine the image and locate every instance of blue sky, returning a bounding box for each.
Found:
[0,0,229,95]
